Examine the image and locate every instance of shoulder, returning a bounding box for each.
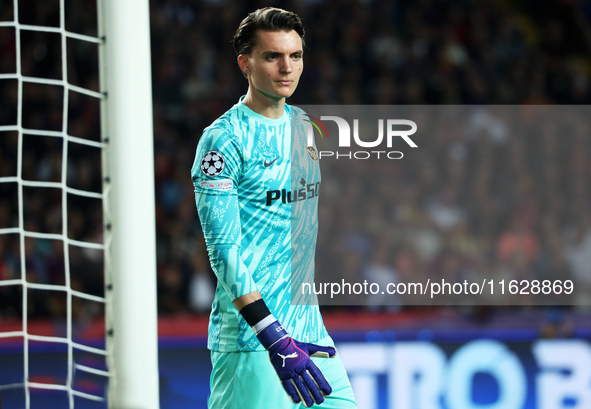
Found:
[200,107,240,147]
[286,103,307,120]
[287,104,301,116]
[286,104,313,140]
[286,105,311,129]
[196,106,247,165]
[192,106,244,182]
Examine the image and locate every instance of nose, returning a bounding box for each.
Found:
[279,56,292,74]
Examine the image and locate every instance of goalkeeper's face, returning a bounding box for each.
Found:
[239,29,303,101]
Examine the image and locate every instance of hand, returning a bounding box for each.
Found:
[267,336,337,407]
[249,311,337,407]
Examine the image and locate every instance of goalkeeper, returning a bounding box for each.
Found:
[191,7,357,409]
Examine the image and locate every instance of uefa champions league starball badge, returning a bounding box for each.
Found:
[201,151,225,177]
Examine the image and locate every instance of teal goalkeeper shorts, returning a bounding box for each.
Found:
[208,336,357,409]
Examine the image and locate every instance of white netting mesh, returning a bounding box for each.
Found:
[0,0,110,407]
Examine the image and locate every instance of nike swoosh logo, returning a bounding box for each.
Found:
[263,157,279,168]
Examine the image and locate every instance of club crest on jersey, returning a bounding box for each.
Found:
[307,146,319,162]
[201,151,225,177]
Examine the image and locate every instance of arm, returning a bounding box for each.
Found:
[232,291,262,310]
[192,128,258,300]
[194,189,258,299]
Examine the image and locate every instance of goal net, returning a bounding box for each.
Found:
[0,0,159,408]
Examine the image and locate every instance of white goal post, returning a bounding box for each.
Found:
[100,0,160,408]
[0,0,160,407]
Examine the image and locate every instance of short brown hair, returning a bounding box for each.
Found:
[232,7,305,56]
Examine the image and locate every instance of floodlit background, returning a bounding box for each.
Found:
[1,0,591,408]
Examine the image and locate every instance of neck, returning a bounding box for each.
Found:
[243,88,285,119]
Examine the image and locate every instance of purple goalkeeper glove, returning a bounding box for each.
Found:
[256,319,337,407]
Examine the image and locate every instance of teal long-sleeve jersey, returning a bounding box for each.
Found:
[191,97,328,352]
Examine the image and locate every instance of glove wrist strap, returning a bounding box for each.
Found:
[239,298,289,349]
[252,315,276,334]
[255,319,289,349]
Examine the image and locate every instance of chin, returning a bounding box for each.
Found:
[275,88,296,99]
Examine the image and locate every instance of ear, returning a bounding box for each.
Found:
[237,54,250,75]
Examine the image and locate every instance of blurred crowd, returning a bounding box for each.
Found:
[314,105,591,309]
[1,0,591,323]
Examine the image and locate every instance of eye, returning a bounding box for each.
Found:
[266,53,279,61]
[292,53,302,61]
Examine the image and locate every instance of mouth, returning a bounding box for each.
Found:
[276,80,293,86]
